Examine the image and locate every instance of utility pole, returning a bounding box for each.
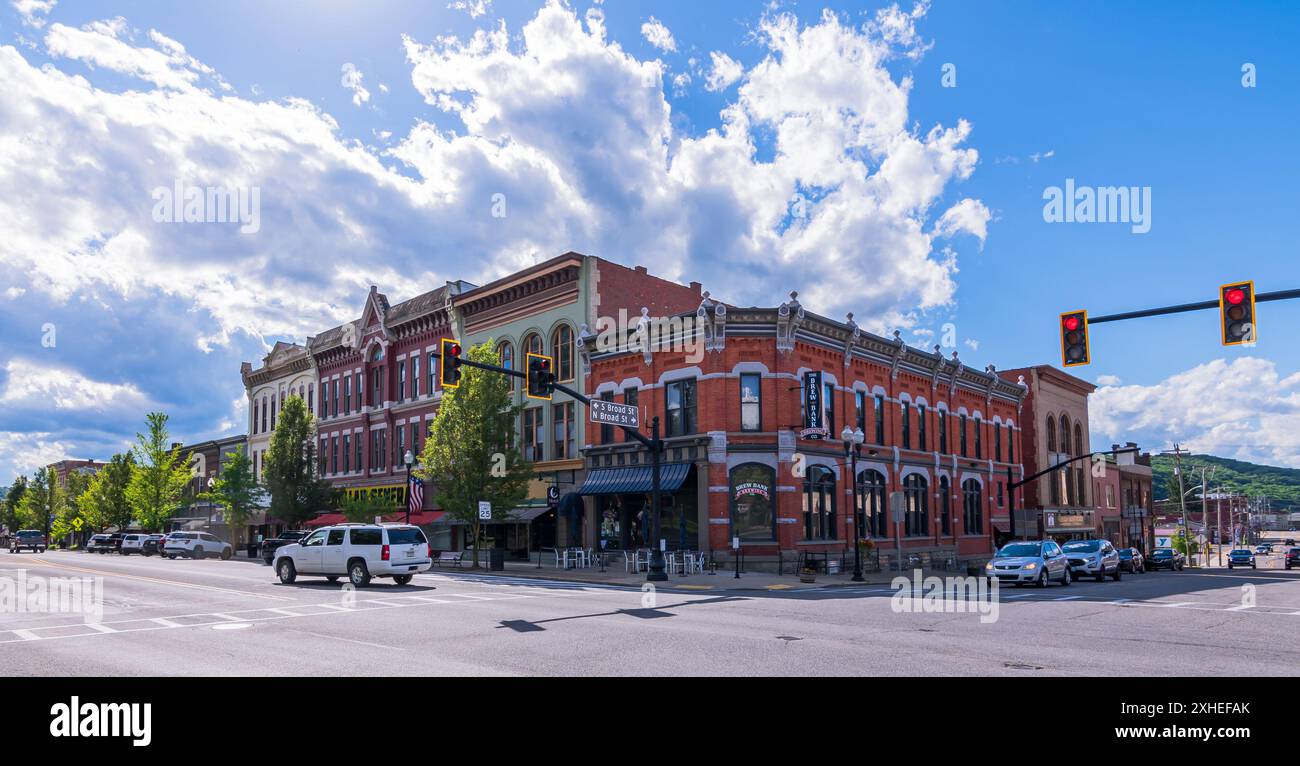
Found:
[1164,445,1192,567]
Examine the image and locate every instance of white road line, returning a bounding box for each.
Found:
[12,629,40,641]
[83,622,118,633]
[1053,596,1081,601]
[265,607,303,616]
[209,613,242,621]
[1226,604,1255,611]
[150,617,183,627]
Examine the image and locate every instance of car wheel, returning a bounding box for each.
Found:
[394,574,413,585]
[277,558,297,584]
[167,554,176,560]
[220,547,232,561]
[1061,567,1071,586]
[1112,566,1122,581]
[348,560,371,588]
[1096,571,1105,582]
[192,547,204,560]
[1228,563,1233,569]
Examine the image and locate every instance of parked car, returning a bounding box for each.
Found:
[983,540,1072,587]
[1254,544,1273,555]
[9,529,47,553]
[120,533,148,555]
[141,534,167,556]
[259,530,308,565]
[163,531,233,560]
[1228,548,1256,569]
[1286,547,1300,570]
[1118,547,1145,573]
[1146,547,1185,571]
[273,524,432,587]
[86,534,114,553]
[1062,538,1122,581]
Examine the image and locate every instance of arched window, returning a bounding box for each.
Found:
[963,479,983,534]
[903,474,928,537]
[1046,416,1057,452]
[803,465,837,541]
[1059,415,1071,455]
[551,324,574,382]
[1074,424,1083,457]
[523,333,542,357]
[730,463,776,542]
[498,341,515,391]
[858,469,887,538]
[939,475,951,536]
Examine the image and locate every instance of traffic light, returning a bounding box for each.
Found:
[440,338,462,388]
[1219,280,1256,346]
[1059,310,1089,367]
[526,352,553,400]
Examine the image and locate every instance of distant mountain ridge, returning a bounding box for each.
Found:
[1150,454,1300,513]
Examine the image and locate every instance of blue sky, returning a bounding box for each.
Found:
[2,0,1298,484]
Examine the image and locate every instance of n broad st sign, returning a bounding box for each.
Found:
[589,398,639,429]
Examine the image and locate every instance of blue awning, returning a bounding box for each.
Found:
[578,463,692,495]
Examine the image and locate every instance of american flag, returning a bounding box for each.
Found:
[408,476,424,515]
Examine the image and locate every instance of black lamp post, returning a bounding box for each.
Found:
[403,449,415,524]
[841,425,865,582]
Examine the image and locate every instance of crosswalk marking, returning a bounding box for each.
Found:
[83,622,117,633]
[150,617,183,627]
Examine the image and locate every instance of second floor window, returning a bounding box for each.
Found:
[428,353,437,394]
[995,423,1002,462]
[371,368,382,407]
[522,408,543,462]
[740,373,761,431]
[411,356,420,398]
[959,414,968,456]
[343,434,351,473]
[855,391,866,434]
[343,376,351,414]
[901,402,911,449]
[874,394,885,444]
[823,382,835,435]
[397,361,406,401]
[918,405,927,451]
[553,325,575,382]
[974,417,982,459]
[552,402,574,459]
[939,410,948,453]
[665,379,697,437]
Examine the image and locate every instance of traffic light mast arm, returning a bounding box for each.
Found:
[1088,288,1300,325]
[437,353,657,449]
[1007,446,1140,491]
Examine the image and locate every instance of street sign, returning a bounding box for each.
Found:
[478,501,492,520]
[589,398,639,429]
[889,491,906,523]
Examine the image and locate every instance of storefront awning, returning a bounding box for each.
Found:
[992,519,1011,534]
[578,463,692,496]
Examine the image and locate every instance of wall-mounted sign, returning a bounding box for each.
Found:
[732,481,770,501]
[801,371,826,439]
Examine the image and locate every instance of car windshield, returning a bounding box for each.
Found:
[1152,549,1173,557]
[1118,549,1133,557]
[1232,549,1251,555]
[998,543,1041,557]
[18,531,42,538]
[386,527,427,545]
[1062,541,1101,552]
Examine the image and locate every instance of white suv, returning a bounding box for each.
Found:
[163,531,233,560]
[273,524,432,587]
[120,533,147,555]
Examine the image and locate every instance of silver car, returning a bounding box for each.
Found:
[985,540,1072,587]
[1062,539,1122,581]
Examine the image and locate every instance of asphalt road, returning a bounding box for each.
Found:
[2,549,1298,676]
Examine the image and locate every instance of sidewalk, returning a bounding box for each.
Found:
[433,557,951,592]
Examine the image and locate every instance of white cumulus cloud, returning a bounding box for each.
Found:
[641,16,676,53]
[340,62,370,106]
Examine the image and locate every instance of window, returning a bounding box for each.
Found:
[599,392,614,444]
[855,391,866,434]
[271,396,277,430]
[343,434,350,473]
[261,396,268,433]
[397,424,406,459]
[326,529,345,546]
[859,469,887,538]
[427,353,437,394]
[995,422,1003,462]
[998,481,1004,506]
[523,333,542,357]
[623,388,638,442]
[330,437,339,476]
[665,379,697,437]
[963,479,983,534]
[939,476,951,535]
[371,429,387,470]
[918,405,927,451]
[823,382,835,436]
[371,368,383,407]
[1007,424,1014,463]
[1074,424,1084,457]
[411,355,420,398]
[740,373,762,431]
[552,402,574,460]
[343,376,351,414]
[354,434,362,471]
[901,402,911,449]
[499,342,514,391]
[959,414,968,457]
[319,439,327,475]
[1046,416,1057,452]
[939,410,948,453]
[522,408,543,462]
[410,423,419,457]
[307,387,313,415]
[974,417,982,459]
[354,372,362,409]
[397,361,406,401]
[332,379,339,417]
[803,465,837,541]
[903,474,929,537]
[730,463,776,542]
[552,325,575,382]
[874,394,885,444]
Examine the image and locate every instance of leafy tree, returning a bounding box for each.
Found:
[80,453,136,533]
[337,491,390,524]
[3,476,28,532]
[127,412,192,531]
[263,395,331,527]
[16,467,57,532]
[198,450,260,547]
[416,340,531,567]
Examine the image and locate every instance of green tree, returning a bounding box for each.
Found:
[198,450,260,547]
[416,340,531,567]
[263,395,331,527]
[337,491,390,524]
[79,453,135,533]
[16,467,57,532]
[3,476,28,532]
[127,412,192,531]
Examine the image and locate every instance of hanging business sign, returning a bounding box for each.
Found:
[800,371,828,439]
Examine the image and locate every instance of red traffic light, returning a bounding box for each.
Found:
[1062,315,1080,331]
[1059,310,1089,367]
[449,343,462,356]
[1225,288,1245,306]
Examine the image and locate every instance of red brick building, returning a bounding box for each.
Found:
[307,280,475,515]
[579,292,1027,570]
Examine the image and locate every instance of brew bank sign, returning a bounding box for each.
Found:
[800,371,829,440]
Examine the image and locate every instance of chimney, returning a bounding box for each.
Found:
[634,265,648,275]
[689,281,701,294]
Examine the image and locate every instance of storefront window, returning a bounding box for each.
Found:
[803,465,837,541]
[939,475,951,535]
[522,407,543,462]
[963,478,983,534]
[730,463,776,541]
[904,473,928,537]
[858,469,887,538]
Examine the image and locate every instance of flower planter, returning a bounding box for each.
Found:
[799,570,817,583]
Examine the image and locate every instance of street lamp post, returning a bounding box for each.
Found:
[841,425,866,582]
[403,450,415,524]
